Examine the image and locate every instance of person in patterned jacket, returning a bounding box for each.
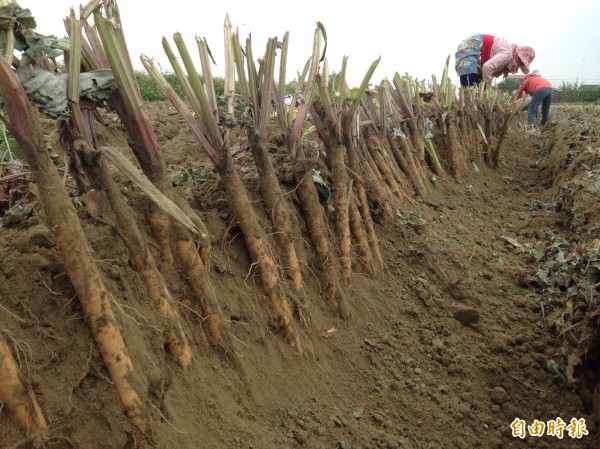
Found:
[455,34,535,87]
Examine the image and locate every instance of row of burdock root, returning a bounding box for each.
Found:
[0,0,527,438]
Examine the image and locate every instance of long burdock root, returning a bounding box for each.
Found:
[444,113,469,175]
[360,140,395,218]
[366,135,408,202]
[384,131,428,197]
[354,178,384,269]
[115,150,224,346]
[294,163,351,319]
[330,142,353,286]
[343,130,383,271]
[171,196,212,264]
[219,156,303,353]
[76,141,192,369]
[0,335,47,434]
[0,62,148,432]
[348,199,374,276]
[175,232,224,344]
[150,208,174,263]
[250,142,305,295]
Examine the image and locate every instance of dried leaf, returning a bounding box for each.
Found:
[364,338,380,348]
[497,234,523,249]
[81,190,106,219]
[80,190,117,227]
[320,327,337,338]
[102,146,204,238]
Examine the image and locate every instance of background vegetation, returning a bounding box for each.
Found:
[139,72,600,105]
[135,71,299,102]
[135,71,190,101]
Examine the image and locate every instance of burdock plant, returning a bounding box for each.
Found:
[143,15,303,353]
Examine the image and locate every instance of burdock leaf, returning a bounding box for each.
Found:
[0,1,37,30]
[24,34,63,60]
[0,1,37,51]
[13,5,36,29]
[15,59,115,119]
[529,241,547,262]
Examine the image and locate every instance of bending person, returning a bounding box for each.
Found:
[514,70,554,126]
[455,34,535,87]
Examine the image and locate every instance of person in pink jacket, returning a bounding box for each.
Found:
[455,34,535,87]
[514,70,554,126]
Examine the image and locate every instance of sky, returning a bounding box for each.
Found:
[24,0,600,87]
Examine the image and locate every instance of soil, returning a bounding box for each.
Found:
[1,102,598,449]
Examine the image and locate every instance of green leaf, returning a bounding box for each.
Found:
[0,205,32,227]
[546,360,568,387]
[24,34,62,60]
[0,137,24,161]
[353,407,363,419]
[0,2,37,30]
[529,242,547,261]
[457,239,478,249]
[13,5,37,29]
[347,56,380,119]
[311,169,330,203]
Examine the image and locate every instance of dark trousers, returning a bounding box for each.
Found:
[528,87,553,125]
[460,73,482,87]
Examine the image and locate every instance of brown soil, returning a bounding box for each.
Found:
[1,103,598,449]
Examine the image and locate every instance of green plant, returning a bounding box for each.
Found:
[528,236,600,309]
[134,70,298,105]
[552,81,600,104]
[171,166,212,186]
[546,360,568,386]
[135,70,186,101]
[0,203,32,225]
[0,123,24,161]
[496,78,521,95]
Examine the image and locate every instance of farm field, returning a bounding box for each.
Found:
[0,101,598,449]
[1,2,600,448]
